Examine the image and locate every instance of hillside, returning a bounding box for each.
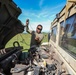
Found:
[5,33,48,52]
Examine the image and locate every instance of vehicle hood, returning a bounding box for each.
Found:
[0,0,24,49]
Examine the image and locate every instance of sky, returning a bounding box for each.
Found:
[14,0,66,32]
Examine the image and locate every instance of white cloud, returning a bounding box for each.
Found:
[21,2,64,19]
[28,20,51,32]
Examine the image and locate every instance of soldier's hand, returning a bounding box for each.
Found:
[26,19,29,25]
[35,36,39,41]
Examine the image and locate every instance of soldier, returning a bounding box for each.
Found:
[25,19,44,48]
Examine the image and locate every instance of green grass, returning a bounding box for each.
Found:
[5,33,48,52]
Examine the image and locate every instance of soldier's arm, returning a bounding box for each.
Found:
[35,34,44,43]
[25,19,32,34]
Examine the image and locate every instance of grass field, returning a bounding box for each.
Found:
[5,33,48,52]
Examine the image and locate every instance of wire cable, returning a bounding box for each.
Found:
[19,33,30,46]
